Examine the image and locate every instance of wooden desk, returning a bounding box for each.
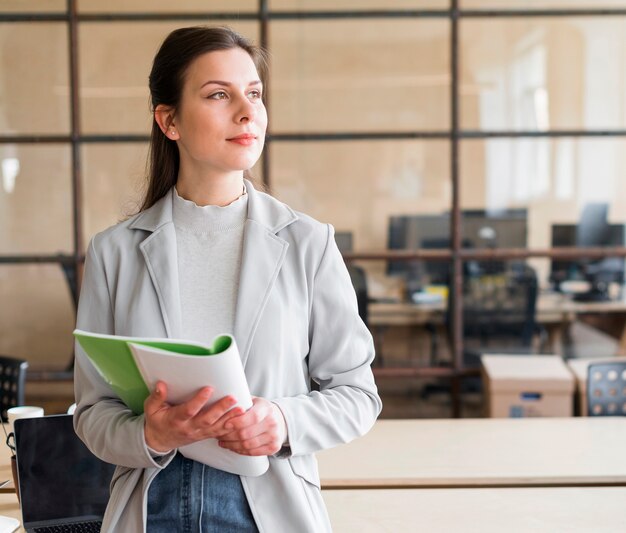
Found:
[0,492,21,532]
[0,431,15,494]
[369,292,626,355]
[323,487,626,533]
[318,418,626,488]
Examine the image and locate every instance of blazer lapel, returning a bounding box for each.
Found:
[234,180,298,367]
[139,226,182,339]
[234,220,288,367]
[131,190,183,339]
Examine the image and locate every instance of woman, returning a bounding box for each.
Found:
[74,26,382,532]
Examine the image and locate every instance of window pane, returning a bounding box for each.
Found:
[271,140,450,297]
[461,17,626,131]
[270,20,450,132]
[78,0,256,13]
[79,22,259,134]
[271,0,448,9]
[0,264,75,369]
[462,0,626,8]
[0,23,69,134]
[81,143,264,248]
[0,0,64,12]
[81,143,148,247]
[461,137,626,288]
[0,144,72,254]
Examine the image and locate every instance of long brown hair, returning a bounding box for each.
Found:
[140,26,268,212]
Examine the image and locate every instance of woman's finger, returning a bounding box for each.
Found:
[170,386,214,420]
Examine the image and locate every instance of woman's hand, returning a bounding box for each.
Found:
[217,397,287,456]
[143,381,245,453]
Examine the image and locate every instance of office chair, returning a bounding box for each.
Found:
[347,264,369,328]
[346,264,389,367]
[462,262,540,358]
[423,262,543,397]
[0,356,28,422]
[587,361,626,416]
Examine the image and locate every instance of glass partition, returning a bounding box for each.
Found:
[462,0,626,7]
[461,17,626,131]
[0,0,65,12]
[0,144,72,254]
[0,264,75,368]
[78,0,256,13]
[271,0,449,9]
[271,139,450,301]
[0,23,69,135]
[461,137,626,256]
[269,19,450,132]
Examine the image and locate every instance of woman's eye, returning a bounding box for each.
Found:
[209,91,228,100]
[248,90,262,100]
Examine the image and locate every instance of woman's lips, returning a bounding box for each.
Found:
[227,134,256,146]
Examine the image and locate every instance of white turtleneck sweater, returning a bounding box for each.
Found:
[172,186,248,345]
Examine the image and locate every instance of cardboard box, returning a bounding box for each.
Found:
[481,355,575,418]
[566,357,626,416]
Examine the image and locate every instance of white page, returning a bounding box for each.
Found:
[129,339,268,477]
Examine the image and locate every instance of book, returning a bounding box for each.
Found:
[73,329,269,477]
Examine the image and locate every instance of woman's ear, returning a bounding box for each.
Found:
[154,105,178,139]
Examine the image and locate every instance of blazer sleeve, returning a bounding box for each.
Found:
[73,236,175,469]
[272,224,383,456]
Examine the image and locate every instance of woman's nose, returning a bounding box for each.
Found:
[235,96,257,123]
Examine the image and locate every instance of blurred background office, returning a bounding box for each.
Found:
[2,0,626,418]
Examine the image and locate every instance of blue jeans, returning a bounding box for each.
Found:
[147,452,259,533]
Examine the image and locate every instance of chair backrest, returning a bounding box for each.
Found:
[347,264,369,327]
[0,356,28,422]
[460,262,538,348]
[587,361,626,416]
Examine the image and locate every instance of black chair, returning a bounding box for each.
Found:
[424,262,543,397]
[462,261,541,360]
[0,356,28,422]
[587,361,626,416]
[347,264,369,327]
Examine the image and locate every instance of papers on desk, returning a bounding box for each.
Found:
[411,291,444,304]
[0,516,19,533]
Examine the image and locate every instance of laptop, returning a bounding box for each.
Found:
[14,414,116,533]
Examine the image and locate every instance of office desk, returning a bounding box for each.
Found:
[0,437,14,494]
[0,493,21,531]
[323,487,626,533]
[369,292,626,356]
[318,418,626,489]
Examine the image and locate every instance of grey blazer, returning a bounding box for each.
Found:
[73,180,382,532]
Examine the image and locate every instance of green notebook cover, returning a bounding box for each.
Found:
[73,329,232,414]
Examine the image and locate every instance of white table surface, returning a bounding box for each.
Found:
[318,418,626,488]
[323,487,626,533]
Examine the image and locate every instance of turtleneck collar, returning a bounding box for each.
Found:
[172,184,248,234]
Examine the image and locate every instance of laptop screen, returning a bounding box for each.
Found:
[14,414,115,525]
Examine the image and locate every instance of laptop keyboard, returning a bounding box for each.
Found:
[33,520,102,533]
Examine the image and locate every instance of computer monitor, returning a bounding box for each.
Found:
[387,210,527,290]
[462,208,528,249]
[386,215,450,292]
[550,206,625,301]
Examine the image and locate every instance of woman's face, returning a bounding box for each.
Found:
[172,47,267,178]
